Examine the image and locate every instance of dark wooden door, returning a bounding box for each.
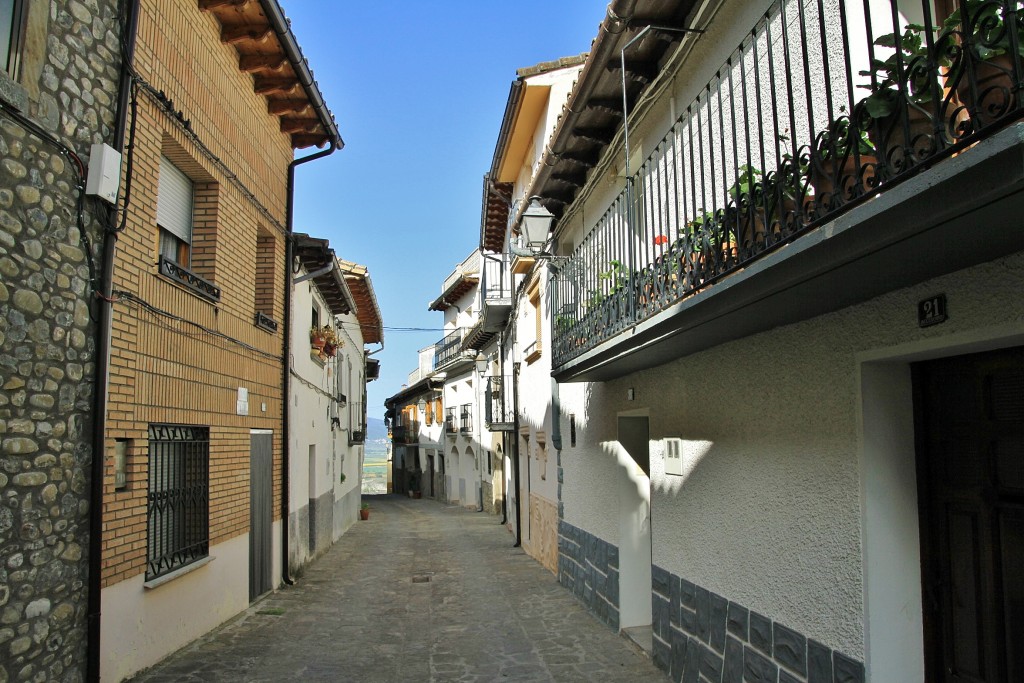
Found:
[914,347,1024,683]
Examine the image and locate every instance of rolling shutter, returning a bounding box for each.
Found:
[157,155,193,244]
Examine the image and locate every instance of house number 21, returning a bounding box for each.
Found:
[918,294,948,328]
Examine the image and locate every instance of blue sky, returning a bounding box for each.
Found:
[284,2,604,418]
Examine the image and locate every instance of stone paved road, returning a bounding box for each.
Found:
[130,494,664,682]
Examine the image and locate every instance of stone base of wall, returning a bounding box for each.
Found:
[650,565,865,683]
[557,520,619,631]
[526,493,558,575]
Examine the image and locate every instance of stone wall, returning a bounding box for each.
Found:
[556,520,619,631]
[0,1,123,681]
[650,565,866,683]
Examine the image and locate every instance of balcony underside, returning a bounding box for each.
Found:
[482,299,512,332]
[553,124,1024,383]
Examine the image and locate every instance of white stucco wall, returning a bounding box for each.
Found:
[100,534,250,681]
[559,251,1024,662]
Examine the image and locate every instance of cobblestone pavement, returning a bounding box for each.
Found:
[130,494,664,682]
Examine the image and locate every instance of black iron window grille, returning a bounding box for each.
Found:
[445,407,458,434]
[146,424,210,581]
[552,0,1024,368]
[460,404,473,433]
[159,255,222,302]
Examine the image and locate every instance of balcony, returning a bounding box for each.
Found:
[403,421,420,444]
[445,407,457,435]
[348,401,365,445]
[481,254,512,327]
[484,376,514,431]
[550,0,1024,381]
[433,329,464,369]
[459,404,473,433]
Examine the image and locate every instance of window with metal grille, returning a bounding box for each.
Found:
[146,424,210,581]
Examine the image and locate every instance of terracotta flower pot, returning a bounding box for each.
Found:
[957,53,1016,128]
[359,508,369,520]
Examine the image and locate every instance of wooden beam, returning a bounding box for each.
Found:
[254,76,298,95]
[198,0,247,10]
[267,98,311,115]
[572,126,614,146]
[239,54,286,73]
[292,133,329,149]
[279,117,319,134]
[585,98,625,117]
[558,150,600,168]
[221,24,271,44]
[606,58,659,85]
[551,171,588,189]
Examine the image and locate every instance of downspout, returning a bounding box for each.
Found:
[282,142,337,585]
[87,0,139,679]
[497,330,508,526]
[264,0,344,587]
[512,362,522,547]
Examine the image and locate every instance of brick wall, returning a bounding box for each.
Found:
[101,0,296,586]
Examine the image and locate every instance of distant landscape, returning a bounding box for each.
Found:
[362,417,388,494]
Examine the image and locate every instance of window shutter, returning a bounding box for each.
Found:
[157,156,193,244]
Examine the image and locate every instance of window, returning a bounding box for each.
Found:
[425,398,434,425]
[157,155,194,267]
[525,278,543,364]
[146,424,209,581]
[1,0,26,79]
[254,228,276,319]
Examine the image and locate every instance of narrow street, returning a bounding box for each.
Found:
[130,495,664,682]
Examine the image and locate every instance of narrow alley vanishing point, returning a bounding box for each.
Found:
[132,496,664,683]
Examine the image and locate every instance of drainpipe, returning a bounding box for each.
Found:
[512,362,522,547]
[281,142,337,585]
[269,0,344,586]
[87,0,140,680]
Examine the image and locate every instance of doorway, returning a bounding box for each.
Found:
[618,416,652,636]
[913,346,1023,682]
[249,430,273,602]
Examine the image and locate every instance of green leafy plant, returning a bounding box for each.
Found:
[361,502,370,510]
[339,472,346,484]
[944,0,1024,62]
[859,24,946,119]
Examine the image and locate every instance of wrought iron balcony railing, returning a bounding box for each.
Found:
[484,376,514,429]
[433,329,463,369]
[403,420,420,444]
[552,0,1024,368]
[459,404,473,433]
[445,407,458,434]
[482,253,512,301]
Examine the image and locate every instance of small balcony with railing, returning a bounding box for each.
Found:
[482,254,512,327]
[445,407,458,436]
[459,404,473,434]
[348,401,365,444]
[484,376,514,431]
[402,420,420,444]
[549,0,1024,381]
[433,329,464,370]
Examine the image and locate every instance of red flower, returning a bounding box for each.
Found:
[653,234,668,246]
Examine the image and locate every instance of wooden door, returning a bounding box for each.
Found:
[914,347,1024,682]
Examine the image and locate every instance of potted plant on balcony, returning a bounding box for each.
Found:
[809,108,877,211]
[859,23,954,171]
[943,0,1024,127]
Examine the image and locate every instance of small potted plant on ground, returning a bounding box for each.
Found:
[359,502,370,520]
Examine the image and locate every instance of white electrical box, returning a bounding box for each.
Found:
[664,438,684,476]
[85,142,122,204]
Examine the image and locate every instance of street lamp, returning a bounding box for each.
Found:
[520,197,555,254]
[417,398,426,414]
[475,352,488,375]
